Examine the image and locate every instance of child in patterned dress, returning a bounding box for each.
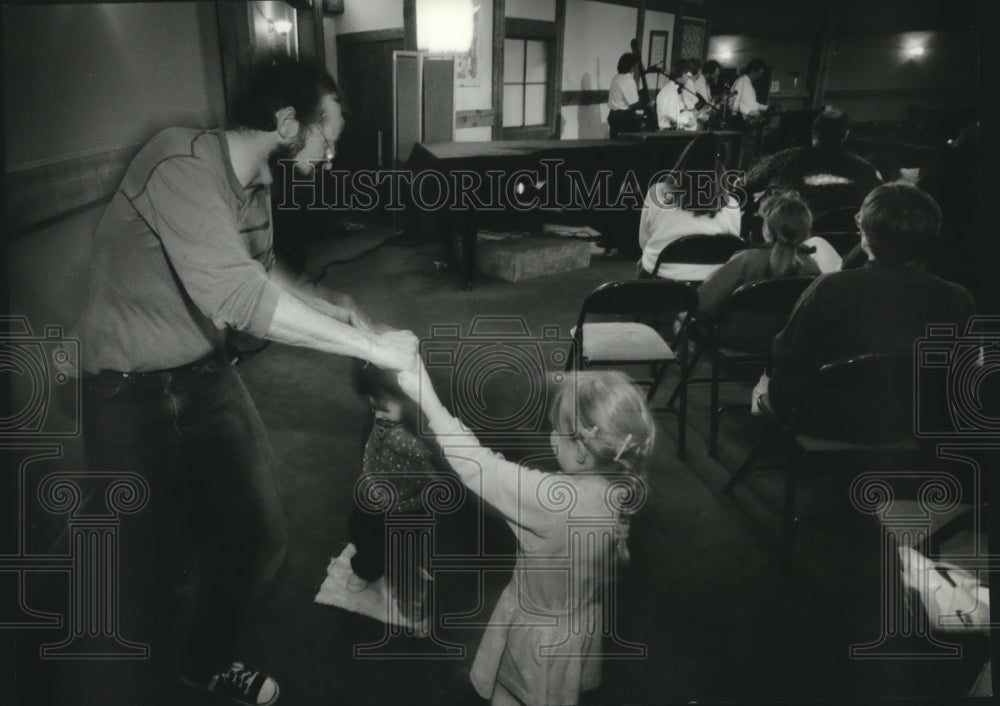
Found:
[346,361,441,632]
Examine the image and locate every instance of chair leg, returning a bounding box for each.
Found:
[677,335,689,459]
[647,362,668,402]
[666,345,702,409]
[781,460,799,563]
[708,345,720,458]
[724,429,773,493]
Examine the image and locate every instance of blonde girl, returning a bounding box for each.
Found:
[396,365,656,706]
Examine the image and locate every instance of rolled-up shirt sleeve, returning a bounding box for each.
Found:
[131,156,280,337]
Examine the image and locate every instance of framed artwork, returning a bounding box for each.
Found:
[647,30,669,74]
[678,16,707,62]
[455,6,481,86]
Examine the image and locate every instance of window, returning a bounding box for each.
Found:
[503,38,550,128]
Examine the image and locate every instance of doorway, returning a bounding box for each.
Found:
[336,30,404,173]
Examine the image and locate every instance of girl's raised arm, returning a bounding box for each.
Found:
[397,360,560,539]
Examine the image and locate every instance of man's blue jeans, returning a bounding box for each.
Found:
[82,354,288,684]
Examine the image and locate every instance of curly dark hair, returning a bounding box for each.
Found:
[231,58,341,132]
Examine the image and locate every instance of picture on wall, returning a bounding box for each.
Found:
[678,16,707,61]
[455,4,481,86]
[648,30,669,74]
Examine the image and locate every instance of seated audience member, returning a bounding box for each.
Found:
[696,192,838,351]
[743,109,882,219]
[638,132,742,281]
[656,60,697,130]
[768,184,976,419]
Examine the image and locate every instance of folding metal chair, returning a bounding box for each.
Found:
[725,353,927,560]
[676,277,815,458]
[566,279,699,458]
[651,233,746,285]
[812,205,861,256]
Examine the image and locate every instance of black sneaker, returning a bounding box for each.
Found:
[183,662,280,706]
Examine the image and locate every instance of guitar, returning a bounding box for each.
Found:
[744,104,783,127]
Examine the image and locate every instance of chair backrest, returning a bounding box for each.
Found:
[815,230,861,256]
[792,353,915,442]
[811,205,859,233]
[653,233,746,276]
[576,279,699,329]
[709,277,814,353]
[811,206,861,256]
[721,277,814,316]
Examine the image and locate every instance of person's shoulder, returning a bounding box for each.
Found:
[780,146,811,161]
[723,247,765,270]
[842,149,879,171]
[920,269,978,312]
[123,128,220,196]
[758,146,802,167]
[143,127,217,157]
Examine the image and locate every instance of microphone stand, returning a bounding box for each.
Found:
[647,66,731,128]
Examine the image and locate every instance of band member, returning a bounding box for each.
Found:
[683,59,720,111]
[683,59,722,127]
[730,57,769,119]
[656,60,696,130]
[608,53,643,137]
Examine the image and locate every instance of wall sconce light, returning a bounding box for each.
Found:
[719,50,732,64]
[417,0,476,54]
[907,45,925,58]
[268,18,294,62]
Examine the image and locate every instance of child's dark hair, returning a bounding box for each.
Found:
[354,361,417,419]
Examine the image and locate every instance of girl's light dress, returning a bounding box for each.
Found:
[430,414,625,706]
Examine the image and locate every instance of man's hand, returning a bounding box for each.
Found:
[371,329,419,372]
[395,356,423,402]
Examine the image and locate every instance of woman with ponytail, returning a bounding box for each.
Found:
[395,365,656,706]
[695,191,840,347]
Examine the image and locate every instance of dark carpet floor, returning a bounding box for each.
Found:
[13,216,992,706]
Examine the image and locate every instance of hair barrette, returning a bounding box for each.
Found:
[613,434,633,462]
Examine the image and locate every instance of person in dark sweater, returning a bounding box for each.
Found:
[743,109,882,219]
[768,184,977,418]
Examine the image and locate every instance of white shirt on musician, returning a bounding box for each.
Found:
[656,80,695,129]
[608,72,639,111]
[730,74,768,116]
[683,73,712,112]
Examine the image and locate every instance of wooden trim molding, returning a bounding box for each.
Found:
[336,27,405,45]
[553,0,566,138]
[504,17,556,39]
[822,87,975,100]
[403,0,417,51]
[491,0,505,140]
[456,109,495,129]
[6,143,142,236]
[561,90,608,106]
